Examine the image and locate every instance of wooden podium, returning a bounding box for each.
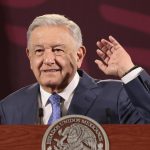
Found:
[0,125,149,150]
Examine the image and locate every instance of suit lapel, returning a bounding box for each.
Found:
[68,70,98,115]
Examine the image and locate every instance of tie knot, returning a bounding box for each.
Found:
[49,93,61,105]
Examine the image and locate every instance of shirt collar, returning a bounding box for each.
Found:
[59,71,80,101]
[40,86,51,107]
[40,71,80,106]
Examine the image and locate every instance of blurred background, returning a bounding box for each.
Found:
[0,0,150,99]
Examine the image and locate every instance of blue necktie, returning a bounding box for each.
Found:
[48,93,61,125]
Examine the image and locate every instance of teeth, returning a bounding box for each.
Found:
[44,69,58,72]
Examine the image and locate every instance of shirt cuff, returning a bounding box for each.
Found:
[121,67,143,84]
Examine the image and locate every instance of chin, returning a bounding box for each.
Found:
[44,80,61,87]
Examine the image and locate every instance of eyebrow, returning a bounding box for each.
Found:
[52,44,65,48]
[31,45,43,49]
[32,44,66,48]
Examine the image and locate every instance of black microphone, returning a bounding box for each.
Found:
[39,108,43,125]
[105,108,112,124]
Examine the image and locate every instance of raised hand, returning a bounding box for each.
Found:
[95,36,135,78]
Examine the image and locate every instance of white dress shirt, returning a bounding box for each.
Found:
[40,72,80,124]
[121,67,143,84]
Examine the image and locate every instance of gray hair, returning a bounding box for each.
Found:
[27,14,83,48]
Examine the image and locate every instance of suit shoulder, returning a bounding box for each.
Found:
[1,83,39,102]
[96,79,123,88]
[78,70,123,89]
[97,79,123,84]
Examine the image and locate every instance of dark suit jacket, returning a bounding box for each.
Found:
[0,70,150,124]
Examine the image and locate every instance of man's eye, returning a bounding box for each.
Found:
[36,49,43,52]
[53,49,65,55]
[54,49,63,52]
[35,49,44,55]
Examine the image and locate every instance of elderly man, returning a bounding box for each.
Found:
[0,14,150,124]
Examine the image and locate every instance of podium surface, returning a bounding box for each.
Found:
[0,125,149,150]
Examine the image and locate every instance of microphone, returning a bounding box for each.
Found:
[105,108,112,124]
[39,108,43,125]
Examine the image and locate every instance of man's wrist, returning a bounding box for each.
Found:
[122,65,139,77]
[121,67,143,84]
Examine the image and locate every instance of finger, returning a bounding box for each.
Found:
[96,49,110,65]
[96,49,106,60]
[95,59,108,73]
[104,57,109,64]
[114,44,123,51]
[100,39,114,53]
[101,39,114,49]
[101,46,109,53]
[106,49,113,57]
[96,41,104,49]
[100,44,113,56]
[110,46,116,52]
[109,35,120,46]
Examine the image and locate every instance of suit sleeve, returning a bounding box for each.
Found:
[123,70,150,123]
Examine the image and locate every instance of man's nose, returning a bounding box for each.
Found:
[43,49,56,65]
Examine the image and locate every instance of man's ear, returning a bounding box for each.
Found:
[77,46,86,68]
[26,48,31,61]
[26,48,32,70]
[26,48,29,58]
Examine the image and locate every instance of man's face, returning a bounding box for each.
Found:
[27,25,85,93]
